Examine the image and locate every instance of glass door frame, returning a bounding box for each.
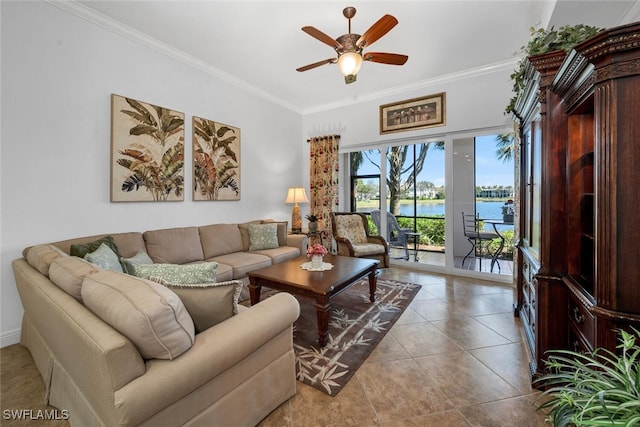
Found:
[341,127,513,283]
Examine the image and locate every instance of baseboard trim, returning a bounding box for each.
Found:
[1,328,21,348]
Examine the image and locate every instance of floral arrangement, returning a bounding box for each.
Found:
[502,200,515,216]
[307,243,328,257]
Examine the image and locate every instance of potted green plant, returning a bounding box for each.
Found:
[535,328,640,426]
[305,214,318,233]
[506,25,603,115]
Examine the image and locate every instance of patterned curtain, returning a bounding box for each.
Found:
[309,135,340,250]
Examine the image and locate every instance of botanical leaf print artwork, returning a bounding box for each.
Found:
[192,116,240,201]
[111,94,184,202]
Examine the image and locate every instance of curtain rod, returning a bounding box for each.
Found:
[307,135,341,143]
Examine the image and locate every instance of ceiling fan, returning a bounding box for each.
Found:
[296,6,408,84]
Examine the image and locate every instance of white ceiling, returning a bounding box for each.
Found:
[64,0,639,113]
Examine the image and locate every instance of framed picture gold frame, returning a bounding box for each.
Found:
[192,116,241,201]
[110,94,185,202]
[379,92,446,134]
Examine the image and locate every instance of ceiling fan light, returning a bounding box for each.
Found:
[338,51,362,78]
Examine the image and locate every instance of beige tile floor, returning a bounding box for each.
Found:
[1,267,549,426]
[259,267,549,427]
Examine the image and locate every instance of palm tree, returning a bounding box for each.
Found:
[495,133,514,162]
[362,142,444,214]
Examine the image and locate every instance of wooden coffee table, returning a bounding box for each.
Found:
[247,254,379,347]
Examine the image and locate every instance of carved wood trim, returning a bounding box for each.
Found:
[594,83,614,308]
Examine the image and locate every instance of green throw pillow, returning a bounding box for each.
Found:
[130,262,218,284]
[84,243,123,273]
[70,236,120,258]
[121,249,154,274]
[248,223,279,251]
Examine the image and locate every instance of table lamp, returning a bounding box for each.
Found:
[285,187,309,234]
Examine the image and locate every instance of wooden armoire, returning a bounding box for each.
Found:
[513,22,640,380]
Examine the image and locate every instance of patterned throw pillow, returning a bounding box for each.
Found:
[121,250,154,274]
[337,215,368,244]
[248,223,279,251]
[261,220,288,246]
[130,262,218,284]
[84,243,123,273]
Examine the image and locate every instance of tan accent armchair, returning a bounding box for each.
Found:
[331,212,389,268]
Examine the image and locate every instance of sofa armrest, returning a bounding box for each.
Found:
[13,259,145,425]
[286,233,308,254]
[113,293,300,426]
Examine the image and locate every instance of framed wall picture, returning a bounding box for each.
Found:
[110,94,185,202]
[379,92,446,134]
[192,116,241,201]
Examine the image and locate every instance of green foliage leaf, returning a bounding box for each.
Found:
[536,328,640,426]
[506,25,604,115]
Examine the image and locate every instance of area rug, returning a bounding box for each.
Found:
[253,278,420,396]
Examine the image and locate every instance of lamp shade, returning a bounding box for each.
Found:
[285,187,309,204]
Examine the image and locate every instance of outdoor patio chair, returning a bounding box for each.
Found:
[331,212,389,268]
[370,209,411,261]
[461,212,499,270]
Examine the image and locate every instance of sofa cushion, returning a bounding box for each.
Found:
[84,243,124,273]
[209,252,271,279]
[152,279,243,333]
[252,246,300,264]
[248,223,279,251]
[211,262,233,281]
[47,232,145,258]
[199,224,244,258]
[121,249,154,274]
[144,227,204,264]
[130,262,218,284]
[26,244,67,276]
[82,270,195,360]
[49,256,99,301]
[261,220,288,246]
[70,235,120,258]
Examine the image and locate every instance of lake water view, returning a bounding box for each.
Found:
[359,200,512,231]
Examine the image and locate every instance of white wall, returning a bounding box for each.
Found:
[303,69,513,148]
[302,65,515,211]
[0,1,303,346]
[0,1,519,347]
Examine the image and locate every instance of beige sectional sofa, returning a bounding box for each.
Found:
[12,220,307,427]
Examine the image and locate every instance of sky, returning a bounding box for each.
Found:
[356,134,514,187]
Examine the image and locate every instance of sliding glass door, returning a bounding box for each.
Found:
[349,141,445,267]
[345,131,514,280]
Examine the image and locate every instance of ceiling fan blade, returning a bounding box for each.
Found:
[296,58,335,72]
[356,15,398,48]
[363,52,408,65]
[301,26,343,50]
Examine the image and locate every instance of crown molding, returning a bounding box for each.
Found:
[301,58,518,115]
[44,0,518,117]
[43,0,301,113]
